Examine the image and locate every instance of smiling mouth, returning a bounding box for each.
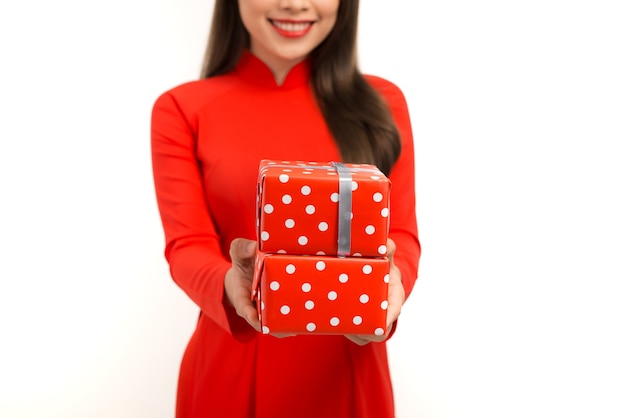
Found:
[269,19,314,33]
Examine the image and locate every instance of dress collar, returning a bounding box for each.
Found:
[234,50,311,90]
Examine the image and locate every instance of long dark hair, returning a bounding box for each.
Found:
[200,0,401,175]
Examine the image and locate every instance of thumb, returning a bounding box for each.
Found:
[230,238,257,260]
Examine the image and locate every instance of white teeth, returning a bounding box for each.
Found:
[272,21,311,32]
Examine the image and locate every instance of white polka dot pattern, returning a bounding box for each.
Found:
[256,160,391,258]
[257,254,389,335]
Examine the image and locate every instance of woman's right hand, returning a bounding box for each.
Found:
[224,238,261,332]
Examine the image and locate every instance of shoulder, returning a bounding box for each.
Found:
[363,74,411,120]
[363,74,414,144]
[363,74,410,117]
[363,75,408,104]
[151,74,241,117]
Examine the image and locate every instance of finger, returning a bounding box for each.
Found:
[344,334,371,346]
[345,334,386,345]
[236,301,261,332]
[271,333,297,338]
[386,238,397,260]
[385,273,405,332]
[385,303,402,333]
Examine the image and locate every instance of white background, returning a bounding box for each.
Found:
[1,1,625,417]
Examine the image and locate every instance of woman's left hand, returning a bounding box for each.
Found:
[344,238,405,345]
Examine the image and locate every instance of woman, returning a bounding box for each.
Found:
[151,0,420,416]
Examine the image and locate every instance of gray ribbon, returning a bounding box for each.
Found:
[331,162,352,256]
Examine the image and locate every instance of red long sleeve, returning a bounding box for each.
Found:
[151,91,255,341]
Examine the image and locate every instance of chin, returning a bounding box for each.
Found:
[275,47,312,63]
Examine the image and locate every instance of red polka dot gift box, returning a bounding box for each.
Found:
[256,160,391,257]
[252,252,390,335]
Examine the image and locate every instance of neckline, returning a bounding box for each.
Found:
[234,50,311,90]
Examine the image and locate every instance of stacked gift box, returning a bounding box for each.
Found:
[252,159,392,335]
